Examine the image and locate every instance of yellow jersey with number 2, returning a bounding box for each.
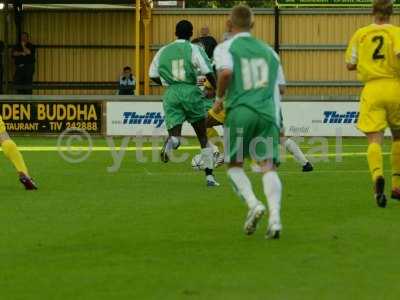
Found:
[346,23,400,133]
[346,23,400,83]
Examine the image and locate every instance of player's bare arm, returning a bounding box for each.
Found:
[213,68,232,113]
[150,77,162,85]
[347,63,357,71]
[279,84,285,95]
[205,72,217,90]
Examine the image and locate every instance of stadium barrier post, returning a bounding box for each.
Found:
[135,0,141,96]
[102,100,107,136]
[3,0,10,93]
[274,1,280,54]
[142,0,152,95]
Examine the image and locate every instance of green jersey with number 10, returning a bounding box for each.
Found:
[214,32,281,127]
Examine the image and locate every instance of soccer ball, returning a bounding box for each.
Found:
[191,151,224,171]
[191,154,204,171]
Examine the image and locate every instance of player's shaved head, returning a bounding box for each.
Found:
[230,5,254,31]
[175,20,193,40]
[373,0,393,18]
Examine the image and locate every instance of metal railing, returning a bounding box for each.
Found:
[0,94,360,102]
[0,7,382,95]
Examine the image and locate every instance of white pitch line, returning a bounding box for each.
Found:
[131,169,375,177]
[8,146,392,158]
[16,146,201,152]
[16,144,375,151]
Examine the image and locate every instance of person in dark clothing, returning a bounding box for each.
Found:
[118,66,136,95]
[195,26,218,59]
[0,41,4,94]
[12,32,36,95]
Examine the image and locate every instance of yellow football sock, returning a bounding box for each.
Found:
[2,139,28,175]
[367,142,383,182]
[391,141,400,190]
[207,127,224,153]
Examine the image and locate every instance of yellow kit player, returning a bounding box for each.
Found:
[0,116,37,190]
[346,0,400,207]
[203,79,225,160]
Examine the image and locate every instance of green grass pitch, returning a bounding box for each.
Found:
[1,137,400,300]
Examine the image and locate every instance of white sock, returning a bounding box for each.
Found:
[262,171,282,224]
[166,136,180,151]
[227,167,259,209]
[201,147,214,170]
[284,138,308,166]
[209,142,219,154]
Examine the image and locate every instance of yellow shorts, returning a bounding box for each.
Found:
[208,108,225,124]
[358,79,400,133]
[0,116,6,134]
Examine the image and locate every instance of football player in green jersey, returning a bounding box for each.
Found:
[214,5,283,238]
[149,20,219,187]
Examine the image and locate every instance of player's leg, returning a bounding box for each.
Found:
[0,121,37,190]
[0,132,28,175]
[206,113,224,166]
[206,116,222,152]
[252,111,312,173]
[279,109,312,171]
[259,160,282,239]
[225,107,265,235]
[358,83,387,207]
[206,101,225,149]
[228,161,265,235]
[184,86,219,186]
[280,132,313,172]
[366,132,386,207]
[386,91,400,200]
[161,124,182,163]
[252,120,282,239]
[191,119,219,187]
[207,127,221,150]
[160,87,185,163]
